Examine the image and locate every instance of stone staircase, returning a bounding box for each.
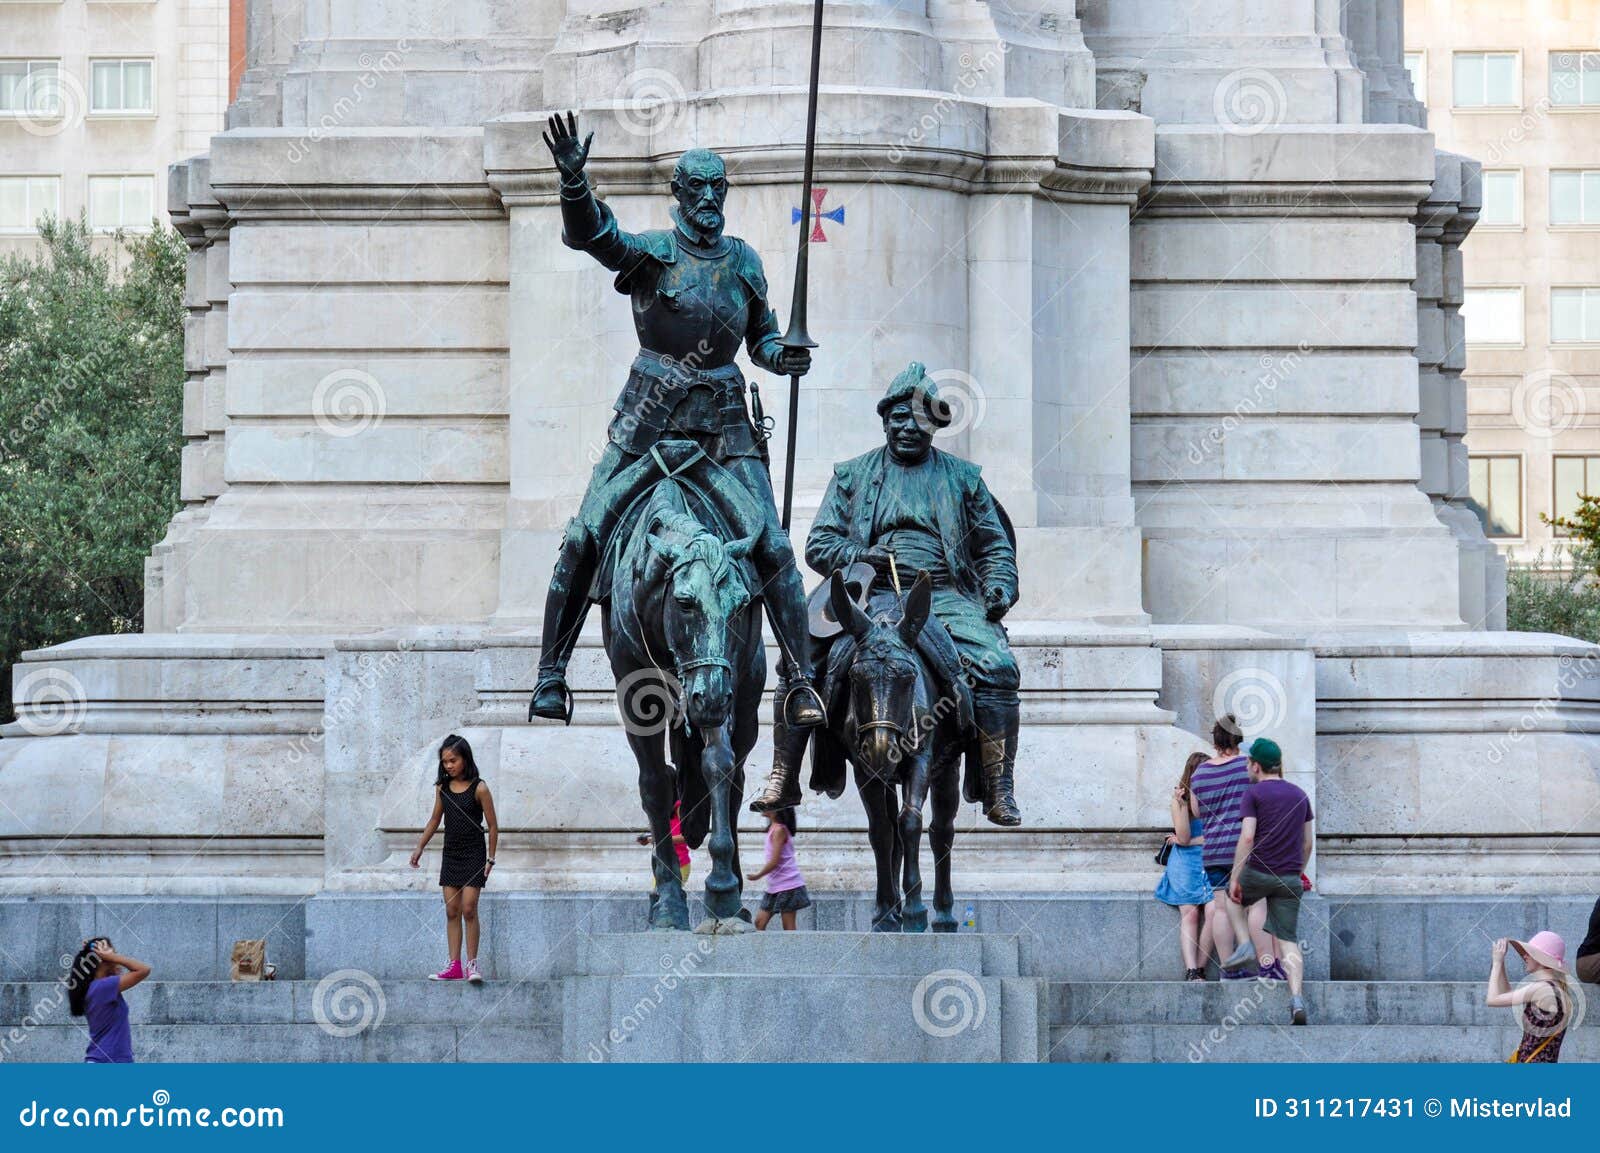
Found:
[6,959,1595,1063]
[6,898,1597,1064]
[0,933,1043,1063]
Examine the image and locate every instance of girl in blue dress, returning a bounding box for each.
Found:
[1156,752,1214,980]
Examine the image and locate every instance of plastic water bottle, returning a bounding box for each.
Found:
[964,903,976,930]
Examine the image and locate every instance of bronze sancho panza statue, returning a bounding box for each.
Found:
[750,363,1023,825]
[528,113,826,730]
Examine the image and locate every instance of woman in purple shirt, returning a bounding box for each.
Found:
[67,938,151,1063]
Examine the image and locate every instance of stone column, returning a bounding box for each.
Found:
[962,113,1150,622]
[173,129,510,630]
[923,1,1096,108]
[1413,152,1455,508]
[1342,0,1425,128]
[148,159,232,632]
[1432,155,1507,628]
[227,0,304,128]
[537,0,710,109]
[1079,0,1365,126]
[541,0,1095,110]
[279,0,564,128]
[1133,126,1465,629]
[1377,0,1425,127]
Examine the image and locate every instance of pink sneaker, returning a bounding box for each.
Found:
[465,959,484,984]
[428,959,464,981]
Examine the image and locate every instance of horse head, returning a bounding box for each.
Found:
[644,512,756,729]
[831,568,932,778]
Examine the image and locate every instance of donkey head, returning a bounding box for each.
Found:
[831,568,932,777]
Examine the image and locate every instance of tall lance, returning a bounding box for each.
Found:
[776,0,826,531]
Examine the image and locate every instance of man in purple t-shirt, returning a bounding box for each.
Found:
[1220,738,1315,1024]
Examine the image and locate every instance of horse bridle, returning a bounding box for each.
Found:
[856,718,906,742]
[641,548,740,699]
[850,649,921,755]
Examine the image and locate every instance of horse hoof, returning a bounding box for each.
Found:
[901,909,929,933]
[702,889,743,923]
[930,917,959,934]
[870,916,902,934]
[650,888,691,931]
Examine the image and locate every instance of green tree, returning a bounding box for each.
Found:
[1544,493,1600,578]
[1507,498,1600,643]
[0,217,185,721]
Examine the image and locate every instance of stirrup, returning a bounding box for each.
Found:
[780,680,826,728]
[529,676,574,724]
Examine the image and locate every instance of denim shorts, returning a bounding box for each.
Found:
[1204,866,1232,891]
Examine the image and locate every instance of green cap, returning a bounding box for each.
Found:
[1248,737,1282,770]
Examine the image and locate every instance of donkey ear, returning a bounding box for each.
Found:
[724,534,758,561]
[830,571,872,640]
[898,571,932,645]
[646,534,682,563]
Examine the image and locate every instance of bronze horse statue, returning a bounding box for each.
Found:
[604,477,765,931]
[823,570,966,933]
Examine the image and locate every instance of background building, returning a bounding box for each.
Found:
[0,0,239,255]
[1406,0,1600,560]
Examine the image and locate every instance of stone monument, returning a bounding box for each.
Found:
[2,2,1596,1012]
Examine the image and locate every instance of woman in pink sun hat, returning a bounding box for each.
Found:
[1486,930,1575,1063]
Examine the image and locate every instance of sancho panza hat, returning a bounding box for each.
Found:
[876,361,952,429]
[806,561,875,639]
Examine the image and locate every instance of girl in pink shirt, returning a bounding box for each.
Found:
[749,808,811,930]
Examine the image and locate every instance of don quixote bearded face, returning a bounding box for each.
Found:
[831,570,933,779]
[645,520,755,729]
[670,149,729,243]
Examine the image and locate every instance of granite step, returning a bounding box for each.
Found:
[7,978,1594,1063]
[576,929,1021,977]
[5,1022,561,1064]
[0,978,559,1026]
[0,980,559,1064]
[1051,980,1600,1029]
[1050,979,1598,1063]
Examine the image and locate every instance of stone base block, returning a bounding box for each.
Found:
[566,931,1041,1063]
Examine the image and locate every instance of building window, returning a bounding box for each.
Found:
[87,175,154,232]
[1468,455,1522,538]
[1551,287,1600,344]
[0,60,62,117]
[1550,50,1600,106]
[1453,51,1519,108]
[1405,51,1427,104]
[1551,170,1600,226]
[1553,455,1600,535]
[1462,287,1524,345]
[89,59,154,115]
[1480,169,1521,226]
[0,175,61,234]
